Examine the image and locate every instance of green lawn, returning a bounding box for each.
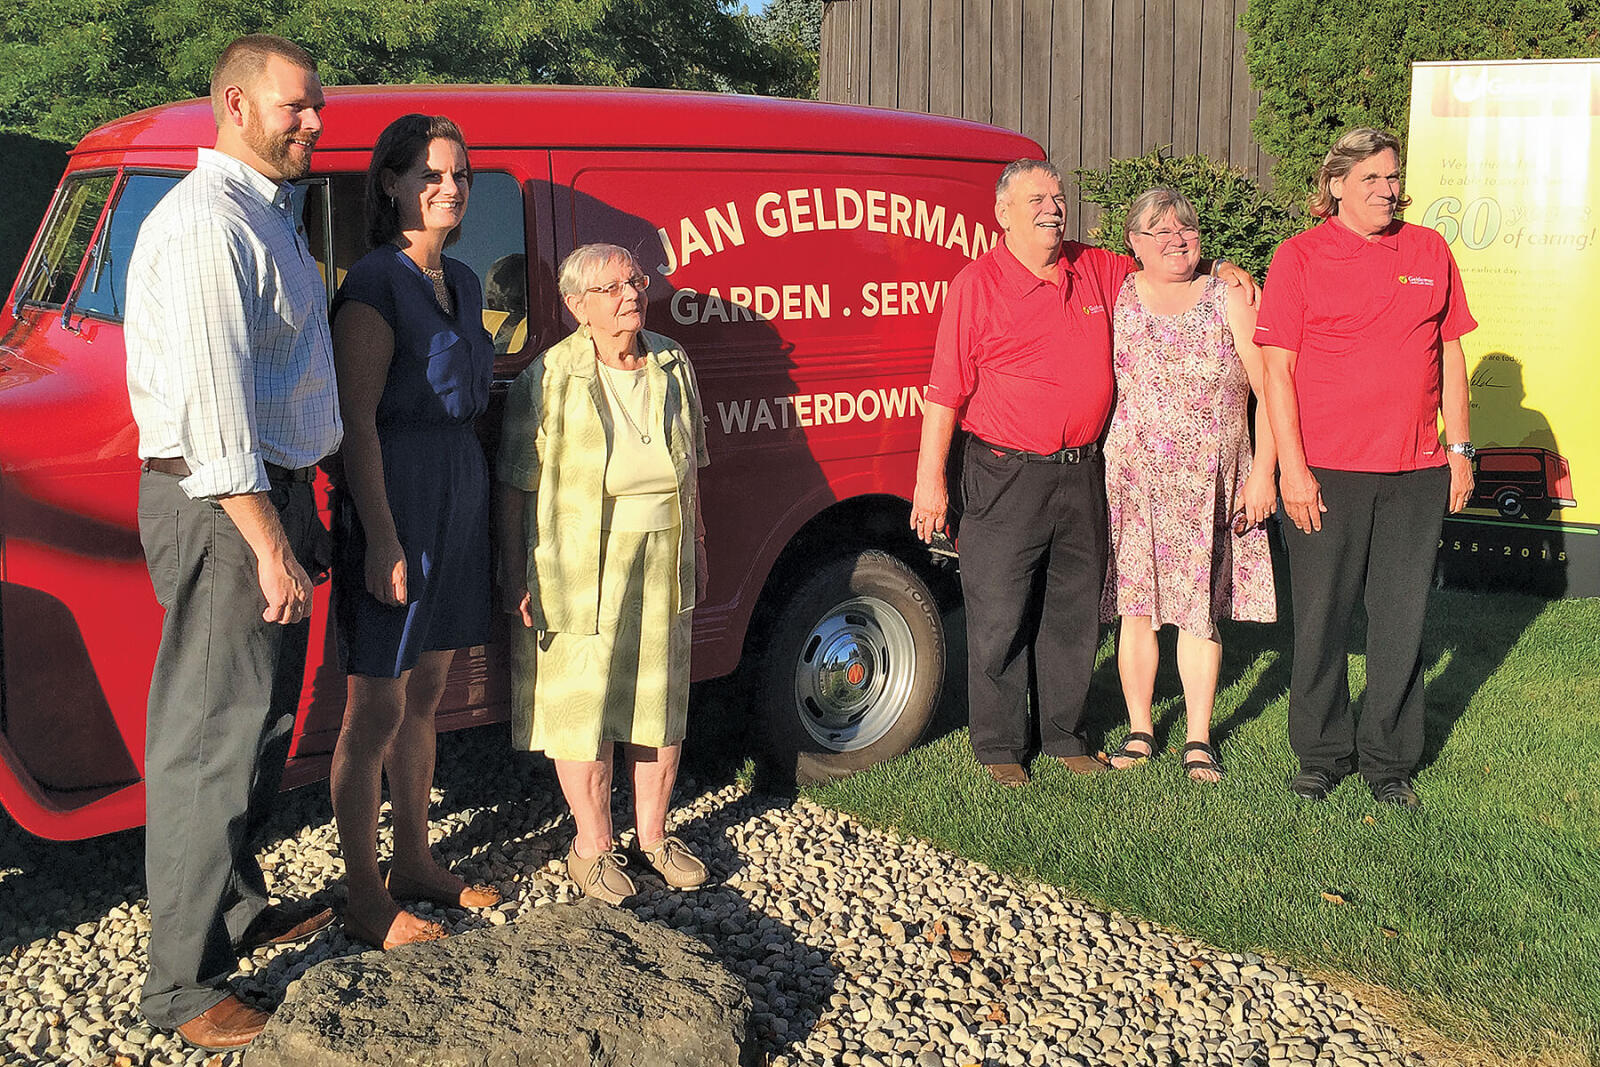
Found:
[805,588,1600,1065]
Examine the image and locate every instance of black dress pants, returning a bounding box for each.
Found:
[137,471,319,1028]
[958,442,1107,764]
[1281,466,1449,783]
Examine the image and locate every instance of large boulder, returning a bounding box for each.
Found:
[244,899,751,1067]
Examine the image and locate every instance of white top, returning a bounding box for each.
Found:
[598,361,678,531]
[125,148,342,498]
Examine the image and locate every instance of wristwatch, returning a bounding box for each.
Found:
[1446,442,1476,460]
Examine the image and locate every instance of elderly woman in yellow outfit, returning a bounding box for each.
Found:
[496,243,710,904]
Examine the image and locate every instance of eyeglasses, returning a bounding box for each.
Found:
[586,274,651,297]
[1134,227,1200,244]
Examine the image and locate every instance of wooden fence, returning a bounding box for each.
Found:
[818,0,1270,237]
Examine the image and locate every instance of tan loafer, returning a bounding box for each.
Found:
[1056,753,1111,775]
[566,845,636,905]
[983,762,1029,787]
[640,835,708,890]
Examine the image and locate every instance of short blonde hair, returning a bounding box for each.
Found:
[557,244,639,299]
[1308,127,1412,220]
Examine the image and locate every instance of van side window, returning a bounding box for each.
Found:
[15,174,114,309]
[74,173,181,320]
[450,172,528,355]
[326,171,527,354]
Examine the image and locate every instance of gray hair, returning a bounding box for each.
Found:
[995,158,1063,200]
[1308,127,1411,219]
[1123,187,1201,247]
[557,243,639,299]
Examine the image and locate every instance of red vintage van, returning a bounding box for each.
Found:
[1467,446,1576,521]
[0,85,1039,840]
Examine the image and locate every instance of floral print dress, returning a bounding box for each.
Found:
[1100,274,1275,639]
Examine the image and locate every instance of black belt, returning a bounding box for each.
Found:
[143,456,316,483]
[972,434,1100,464]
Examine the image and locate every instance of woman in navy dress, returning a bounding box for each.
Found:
[328,114,500,949]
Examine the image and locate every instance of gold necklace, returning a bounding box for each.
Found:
[598,359,651,445]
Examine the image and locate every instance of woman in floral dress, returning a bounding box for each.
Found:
[1101,188,1278,782]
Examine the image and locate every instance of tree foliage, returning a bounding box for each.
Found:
[751,0,823,98]
[1076,147,1306,281]
[0,0,817,143]
[1241,0,1600,204]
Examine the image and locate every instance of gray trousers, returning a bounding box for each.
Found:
[136,470,318,1028]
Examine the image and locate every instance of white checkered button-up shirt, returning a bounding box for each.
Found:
[126,148,342,499]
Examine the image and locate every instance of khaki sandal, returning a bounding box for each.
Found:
[640,835,708,890]
[566,845,636,905]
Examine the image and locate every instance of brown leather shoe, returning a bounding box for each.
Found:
[174,994,270,1050]
[232,903,335,954]
[1056,753,1111,775]
[983,762,1029,787]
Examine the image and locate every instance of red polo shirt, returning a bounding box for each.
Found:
[1254,218,1476,472]
[927,239,1134,452]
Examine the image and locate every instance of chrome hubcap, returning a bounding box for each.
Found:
[792,595,916,752]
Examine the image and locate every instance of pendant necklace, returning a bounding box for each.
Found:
[599,357,652,445]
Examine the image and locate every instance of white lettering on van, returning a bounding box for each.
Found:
[755,192,788,238]
[670,284,831,325]
[657,201,747,275]
[713,384,926,434]
[656,187,998,276]
[914,201,946,245]
[859,279,948,318]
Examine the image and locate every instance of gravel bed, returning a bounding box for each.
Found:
[0,728,1423,1067]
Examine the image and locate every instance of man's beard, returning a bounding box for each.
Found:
[244,114,312,180]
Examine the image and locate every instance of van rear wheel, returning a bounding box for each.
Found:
[756,550,943,784]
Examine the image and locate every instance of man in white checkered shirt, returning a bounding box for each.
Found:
[124,35,342,1052]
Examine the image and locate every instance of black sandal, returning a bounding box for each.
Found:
[1182,741,1226,782]
[1108,731,1157,768]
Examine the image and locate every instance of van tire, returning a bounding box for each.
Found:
[756,550,943,784]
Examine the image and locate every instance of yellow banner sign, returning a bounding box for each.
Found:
[1408,60,1600,597]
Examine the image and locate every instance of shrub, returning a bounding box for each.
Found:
[1075,147,1306,281]
[1241,0,1600,204]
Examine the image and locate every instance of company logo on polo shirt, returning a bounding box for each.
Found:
[1397,274,1436,286]
[1081,303,1106,315]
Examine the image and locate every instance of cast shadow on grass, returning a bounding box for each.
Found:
[1081,523,1298,756]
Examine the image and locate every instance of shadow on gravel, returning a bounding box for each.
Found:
[0,822,146,956]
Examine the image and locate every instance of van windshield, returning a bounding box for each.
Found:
[74,173,182,320]
[16,174,114,309]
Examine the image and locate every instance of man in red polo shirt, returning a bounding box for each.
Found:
[909,159,1249,786]
[1258,127,1476,809]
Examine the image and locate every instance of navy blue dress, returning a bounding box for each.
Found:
[331,245,493,677]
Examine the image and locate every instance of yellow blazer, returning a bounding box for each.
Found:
[497,328,708,634]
